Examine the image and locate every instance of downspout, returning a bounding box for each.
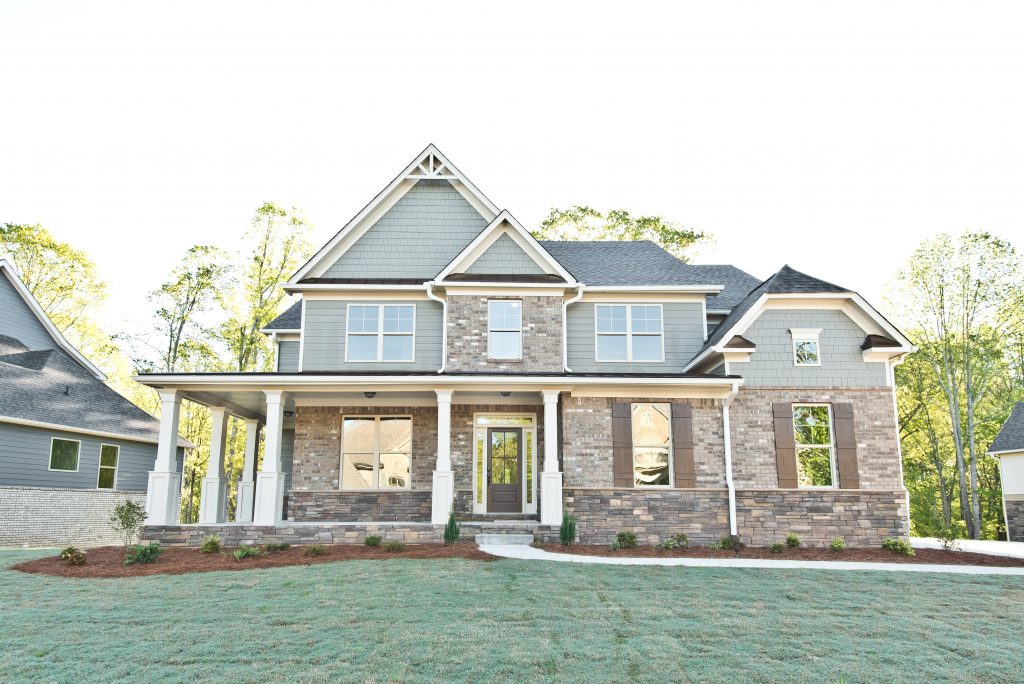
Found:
[425,282,447,373]
[722,381,740,538]
[562,284,585,372]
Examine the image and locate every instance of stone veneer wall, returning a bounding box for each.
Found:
[1006,499,1024,542]
[289,491,432,521]
[446,295,563,372]
[0,485,146,548]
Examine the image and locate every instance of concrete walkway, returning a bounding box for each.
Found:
[477,544,1024,575]
[912,537,1024,559]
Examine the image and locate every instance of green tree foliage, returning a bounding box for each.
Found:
[532,206,705,262]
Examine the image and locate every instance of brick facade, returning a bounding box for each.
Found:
[1006,499,1024,542]
[0,485,146,548]
[564,488,730,545]
[446,295,563,372]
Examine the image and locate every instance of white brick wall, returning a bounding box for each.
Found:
[0,485,146,548]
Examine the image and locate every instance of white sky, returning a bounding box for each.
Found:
[2,1,1022,334]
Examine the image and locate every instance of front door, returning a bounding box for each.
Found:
[487,427,522,513]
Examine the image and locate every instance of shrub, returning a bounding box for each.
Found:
[560,512,577,547]
[265,542,290,553]
[657,538,680,551]
[364,535,382,547]
[830,537,846,552]
[232,546,262,561]
[614,531,637,549]
[59,547,86,566]
[882,538,915,556]
[382,541,406,553]
[785,533,801,549]
[770,542,785,554]
[718,535,739,551]
[671,533,689,548]
[936,526,961,552]
[109,499,147,550]
[124,543,162,566]
[200,535,221,554]
[705,539,722,550]
[304,544,327,557]
[444,510,460,546]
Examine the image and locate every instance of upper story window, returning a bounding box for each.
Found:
[49,437,80,472]
[793,404,836,487]
[632,403,672,486]
[346,304,415,362]
[596,304,663,362]
[97,444,119,489]
[488,300,522,359]
[341,416,412,490]
[790,328,822,366]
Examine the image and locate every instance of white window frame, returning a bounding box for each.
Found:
[487,299,523,360]
[48,436,81,472]
[790,328,823,367]
[339,415,413,491]
[792,403,838,489]
[97,443,119,489]
[631,402,674,488]
[344,304,417,363]
[594,304,665,363]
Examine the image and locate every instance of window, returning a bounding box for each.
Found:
[631,403,671,486]
[49,438,80,472]
[596,304,663,362]
[97,444,119,489]
[341,416,412,489]
[346,304,415,362]
[793,404,836,487]
[791,328,822,366]
[488,300,522,359]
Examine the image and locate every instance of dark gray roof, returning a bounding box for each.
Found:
[264,302,302,331]
[539,240,760,309]
[991,402,1024,453]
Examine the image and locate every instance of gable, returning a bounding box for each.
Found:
[322,180,489,280]
[0,269,58,352]
[463,233,546,276]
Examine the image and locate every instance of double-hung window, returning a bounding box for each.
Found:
[488,300,522,359]
[631,403,672,486]
[97,444,119,489]
[792,404,836,487]
[346,304,415,362]
[595,304,663,362]
[341,416,413,490]
[48,437,80,472]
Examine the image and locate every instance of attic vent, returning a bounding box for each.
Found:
[406,153,455,179]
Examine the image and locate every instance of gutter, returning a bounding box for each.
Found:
[562,284,585,372]
[424,282,447,373]
[722,381,740,537]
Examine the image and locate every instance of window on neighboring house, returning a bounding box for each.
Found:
[49,438,80,472]
[791,328,822,366]
[596,304,663,362]
[97,444,119,489]
[631,403,672,486]
[488,300,522,359]
[340,416,412,490]
[346,304,415,362]
[792,404,836,487]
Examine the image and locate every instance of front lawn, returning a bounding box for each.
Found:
[1,548,1021,682]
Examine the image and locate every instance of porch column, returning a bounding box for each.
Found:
[146,389,183,525]
[254,390,287,525]
[431,389,455,524]
[235,419,261,523]
[198,407,229,524]
[540,390,563,526]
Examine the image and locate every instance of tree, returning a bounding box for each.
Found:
[532,206,706,262]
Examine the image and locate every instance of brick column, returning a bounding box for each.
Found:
[146,389,183,525]
[431,390,454,524]
[540,390,563,525]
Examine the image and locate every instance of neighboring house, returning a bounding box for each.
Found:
[0,259,186,547]
[990,402,1024,542]
[137,145,914,548]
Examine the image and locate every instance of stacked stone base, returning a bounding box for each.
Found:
[0,485,145,548]
[287,490,433,522]
[1005,499,1024,542]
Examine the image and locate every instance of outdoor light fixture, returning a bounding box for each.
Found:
[283,411,295,418]
[364,392,376,399]
[500,391,511,397]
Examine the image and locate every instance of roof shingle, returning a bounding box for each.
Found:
[991,402,1024,454]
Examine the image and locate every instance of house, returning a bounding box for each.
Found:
[136,145,914,548]
[989,402,1024,541]
[0,259,186,547]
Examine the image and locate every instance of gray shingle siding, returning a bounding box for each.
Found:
[323,180,489,280]
[0,270,55,352]
[566,301,705,373]
[464,234,545,275]
[301,299,442,371]
[738,309,888,387]
[277,341,300,372]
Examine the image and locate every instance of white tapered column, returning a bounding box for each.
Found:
[540,390,563,526]
[146,389,183,525]
[431,389,455,524]
[235,419,260,523]
[254,391,287,525]
[198,407,229,524]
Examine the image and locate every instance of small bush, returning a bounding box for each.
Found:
[770,542,785,554]
[364,535,382,547]
[444,510,460,546]
[382,541,406,553]
[124,543,162,566]
[200,535,221,554]
[614,531,637,549]
[304,544,327,557]
[560,512,577,547]
[936,526,961,551]
[718,535,739,551]
[232,546,262,561]
[785,533,801,549]
[109,500,148,550]
[264,542,290,553]
[882,538,915,556]
[59,547,86,566]
[657,538,679,550]
[830,537,846,552]
[671,533,689,548]
[705,539,722,550]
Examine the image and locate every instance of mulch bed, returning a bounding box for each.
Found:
[13,543,495,579]
[537,543,1024,567]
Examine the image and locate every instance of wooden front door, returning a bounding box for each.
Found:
[487,427,522,513]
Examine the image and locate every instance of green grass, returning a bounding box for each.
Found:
[1,549,1022,683]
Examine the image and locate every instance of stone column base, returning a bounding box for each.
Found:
[254,472,287,525]
[540,471,563,526]
[431,471,454,524]
[235,481,255,523]
[146,471,181,526]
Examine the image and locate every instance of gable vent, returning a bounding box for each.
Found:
[406,153,455,179]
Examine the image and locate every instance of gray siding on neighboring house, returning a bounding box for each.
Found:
[738,309,888,387]
[301,299,442,371]
[566,301,706,373]
[281,428,294,492]
[0,270,55,351]
[277,341,300,372]
[323,180,489,279]
[464,234,545,275]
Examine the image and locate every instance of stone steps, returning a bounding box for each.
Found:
[474,533,535,546]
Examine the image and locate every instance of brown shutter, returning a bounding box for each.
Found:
[832,403,860,489]
[671,403,696,488]
[773,403,798,488]
[612,402,633,487]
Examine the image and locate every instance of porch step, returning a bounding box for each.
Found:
[461,514,539,522]
[474,533,535,546]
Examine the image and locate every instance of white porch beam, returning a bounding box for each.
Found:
[254,391,288,525]
[431,389,455,524]
[146,389,183,525]
[199,407,229,524]
[235,418,260,523]
[540,390,563,526]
